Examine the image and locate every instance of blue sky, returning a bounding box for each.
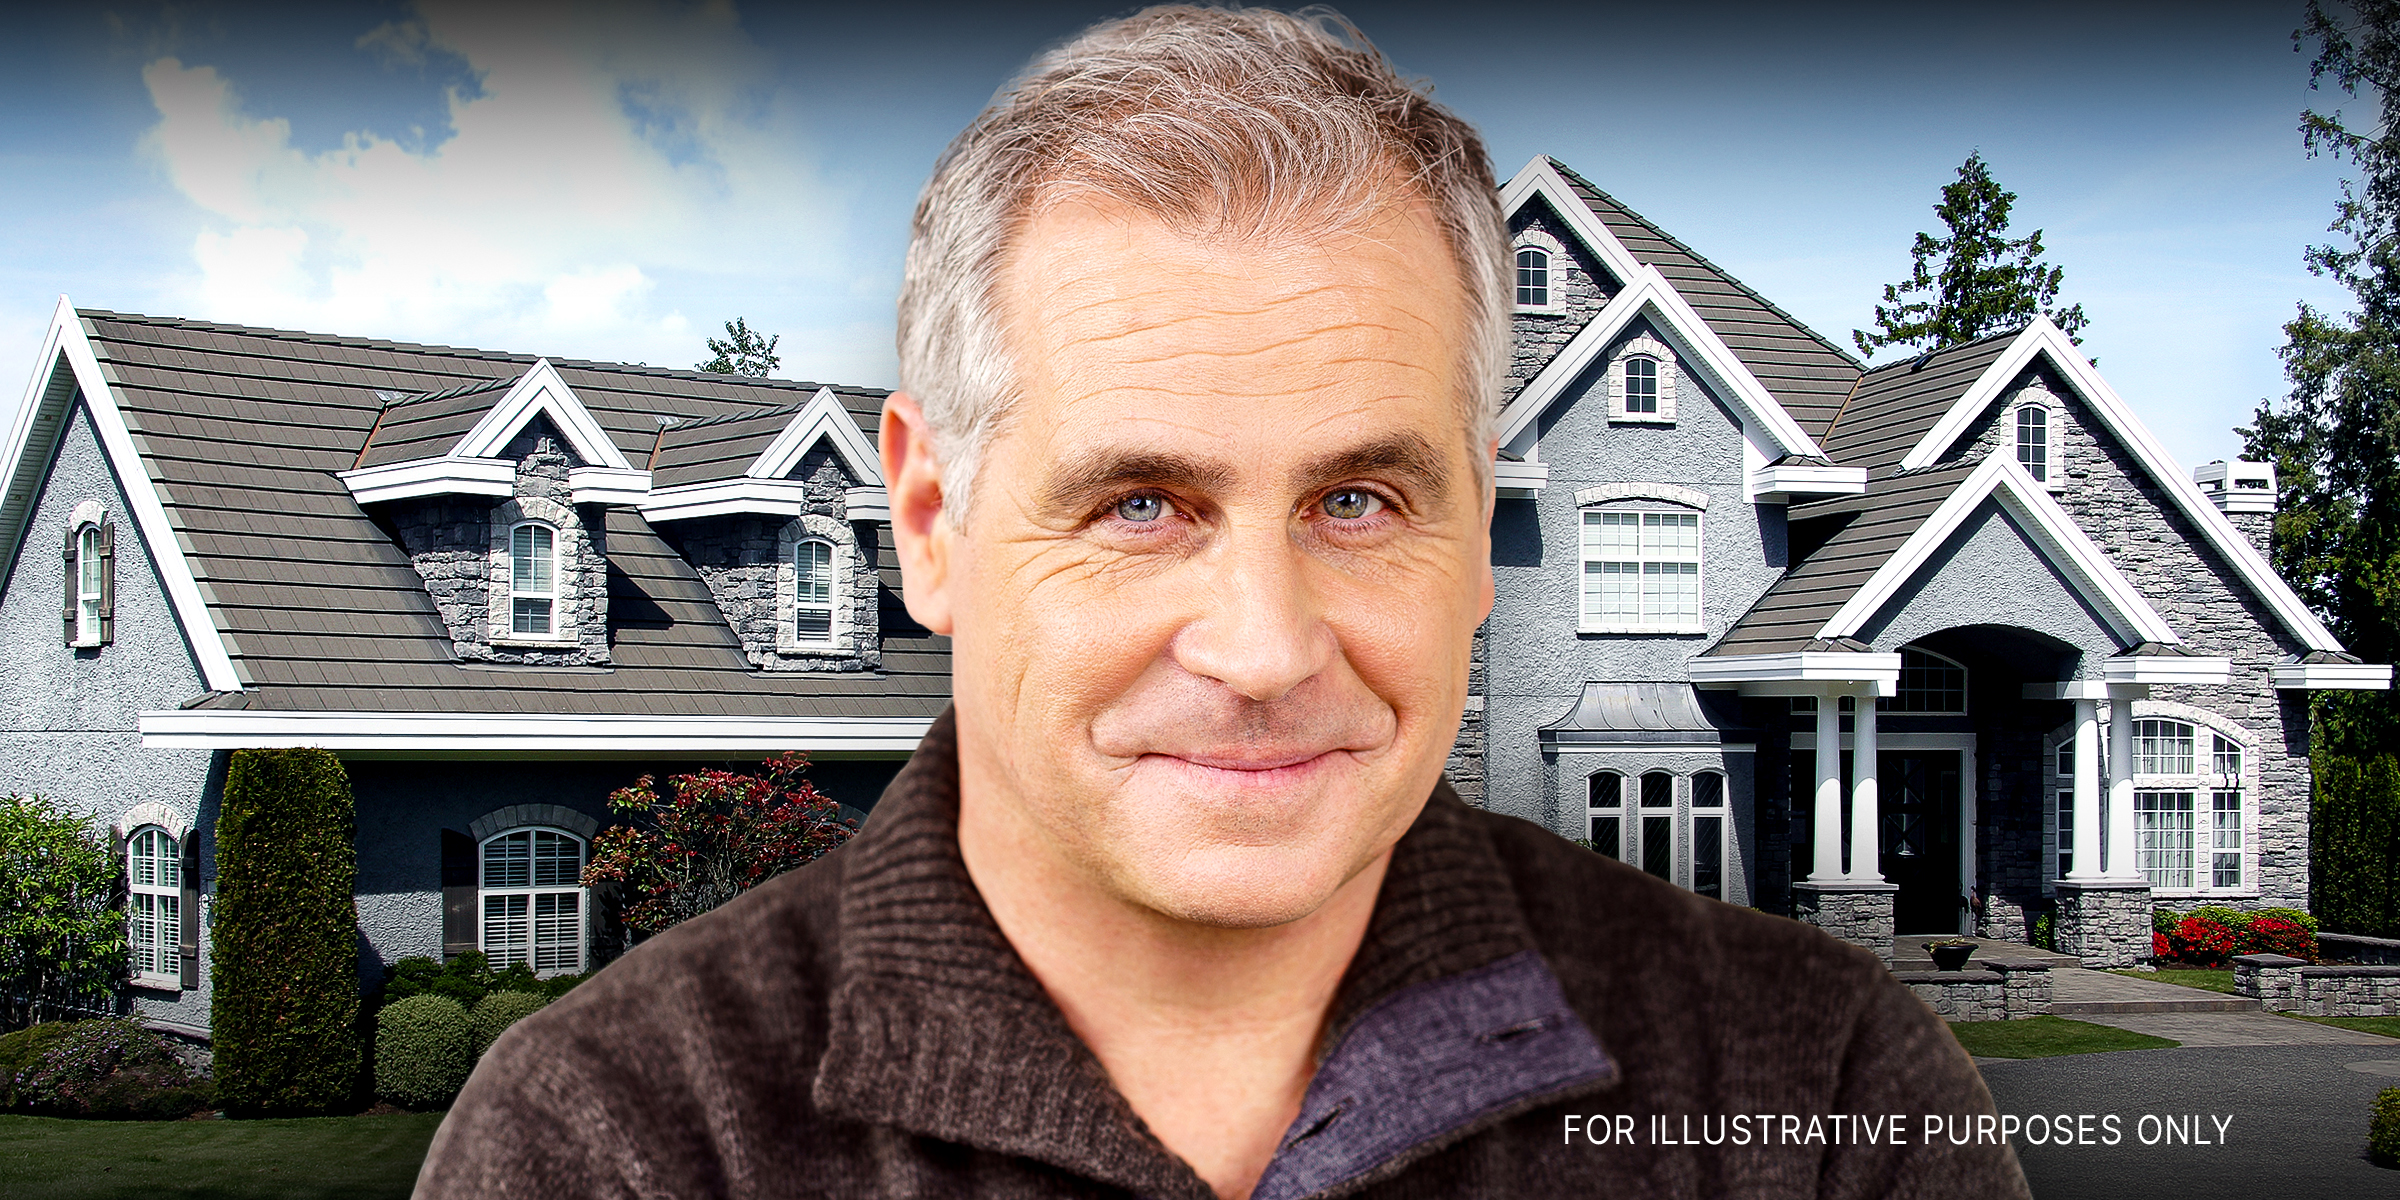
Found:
[0,1,2363,471]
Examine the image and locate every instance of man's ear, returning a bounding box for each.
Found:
[881,392,956,636]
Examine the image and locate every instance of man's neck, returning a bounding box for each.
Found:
[956,790,1389,1200]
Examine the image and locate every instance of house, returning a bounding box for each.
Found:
[0,302,947,1037]
[4,156,2393,1043]
[1459,156,2389,966]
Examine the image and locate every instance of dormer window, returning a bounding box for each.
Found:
[510,522,558,636]
[1605,335,1678,424]
[1515,247,1551,308]
[2015,405,2049,482]
[1623,357,1659,415]
[794,539,835,642]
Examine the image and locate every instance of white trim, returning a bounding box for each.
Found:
[2270,661,2393,690]
[2,299,243,691]
[641,477,817,522]
[1896,318,2346,652]
[749,387,886,488]
[452,359,634,470]
[338,456,516,505]
[1818,452,2181,648]
[1492,458,1550,499]
[843,486,891,521]
[112,800,191,842]
[1511,240,1566,314]
[1494,265,1826,465]
[1687,651,1904,689]
[1498,158,1646,288]
[138,709,936,752]
[477,825,588,978]
[2102,655,2233,686]
[1574,482,1709,510]
[1748,461,1867,502]
[566,466,653,506]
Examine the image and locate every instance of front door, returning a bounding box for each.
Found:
[1880,751,1963,934]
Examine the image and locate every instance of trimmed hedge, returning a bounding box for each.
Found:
[210,748,362,1115]
[375,994,473,1111]
[12,1018,209,1119]
[2314,751,2400,939]
[2372,1086,2400,1169]
[469,991,548,1059]
[382,952,594,1008]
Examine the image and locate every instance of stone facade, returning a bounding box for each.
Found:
[2235,955,2400,1017]
[669,446,880,673]
[389,432,612,668]
[1897,960,2052,1022]
[1794,882,1896,962]
[2053,881,2153,968]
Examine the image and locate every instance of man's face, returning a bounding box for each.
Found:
[902,193,1493,929]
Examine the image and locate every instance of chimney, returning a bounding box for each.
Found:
[2194,460,2276,556]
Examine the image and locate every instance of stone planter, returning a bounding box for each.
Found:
[1930,942,1978,972]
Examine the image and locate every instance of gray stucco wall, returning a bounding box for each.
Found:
[0,399,220,1033]
[1854,497,2120,673]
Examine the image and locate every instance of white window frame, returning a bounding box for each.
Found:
[2123,710,2256,897]
[479,826,588,977]
[774,513,865,659]
[792,537,836,644]
[1514,246,1553,310]
[76,523,104,645]
[126,826,181,989]
[1688,770,1729,901]
[1510,230,1568,315]
[1586,771,1624,861]
[509,521,559,638]
[486,495,584,648]
[2008,387,2065,490]
[1578,506,1704,634]
[1634,771,1677,883]
[1606,335,1678,424]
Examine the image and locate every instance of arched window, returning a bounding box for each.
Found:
[1884,647,1967,714]
[510,523,557,636]
[1515,246,1551,308]
[1689,772,1726,901]
[62,510,113,648]
[2127,718,2250,894]
[1586,772,1623,860]
[127,827,180,986]
[2015,405,2049,482]
[480,828,586,975]
[794,538,835,642]
[1638,771,1674,880]
[1622,356,1660,415]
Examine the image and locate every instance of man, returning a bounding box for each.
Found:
[419,8,2029,1199]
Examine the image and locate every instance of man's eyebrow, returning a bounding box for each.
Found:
[1036,449,1236,514]
[1289,432,1452,506]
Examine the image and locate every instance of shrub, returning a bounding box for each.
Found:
[0,1022,79,1109]
[0,795,128,1030]
[15,1018,209,1120]
[2254,906,2320,934]
[2372,1087,2400,1169]
[469,991,548,1059]
[2186,904,2255,932]
[2154,907,2179,934]
[374,994,473,1111]
[382,952,595,1011]
[584,753,855,934]
[2166,915,2239,967]
[2032,910,2056,952]
[2152,931,2172,960]
[2242,916,2320,962]
[210,748,362,1115]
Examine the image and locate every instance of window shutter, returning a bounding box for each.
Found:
[61,525,76,645]
[179,833,201,990]
[97,521,116,645]
[441,829,479,959]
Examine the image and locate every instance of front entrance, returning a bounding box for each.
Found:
[1880,751,1964,934]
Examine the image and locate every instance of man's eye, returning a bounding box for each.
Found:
[1321,489,1384,520]
[1115,493,1170,523]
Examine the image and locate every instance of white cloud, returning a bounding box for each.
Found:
[137,0,861,376]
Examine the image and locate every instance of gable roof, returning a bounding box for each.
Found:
[1816,329,2019,478]
[1,304,947,745]
[1505,157,1864,442]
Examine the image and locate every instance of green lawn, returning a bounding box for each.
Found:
[2106,968,2236,994]
[0,1112,442,1200]
[1947,1015,2180,1059]
[2286,1014,2400,1039]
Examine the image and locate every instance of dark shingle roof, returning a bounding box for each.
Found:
[1817,329,2020,479]
[1704,462,1981,658]
[79,310,941,719]
[1548,160,1863,443]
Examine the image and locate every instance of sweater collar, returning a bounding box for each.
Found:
[812,708,1617,1198]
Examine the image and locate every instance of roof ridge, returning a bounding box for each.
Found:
[1855,325,2026,376]
[1542,161,1863,370]
[665,398,819,431]
[384,375,519,410]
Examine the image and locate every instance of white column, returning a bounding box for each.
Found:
[1809,690,1843,882]
[2105,695,2140,880]
[1849,687,1882,881]
[2066,698,2102,880]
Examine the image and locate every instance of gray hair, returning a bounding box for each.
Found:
[896,4,1509,521]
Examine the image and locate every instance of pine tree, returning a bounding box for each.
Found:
[1854,152,2089,357]
[2241,0,2400,752]
[697,317,781,377]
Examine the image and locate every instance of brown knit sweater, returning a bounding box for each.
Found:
[416,710,2029,1198]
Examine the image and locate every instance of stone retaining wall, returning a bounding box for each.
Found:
[1795,883,1895,963]
[1896,960,2054,1022]
[2054,882,2152,968]
[2234,954,2400,1017]
[2320,933,2400,965]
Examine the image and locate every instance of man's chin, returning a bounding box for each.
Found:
[1108,833,1386,931]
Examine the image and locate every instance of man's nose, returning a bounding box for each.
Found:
[1167,518,1333,704]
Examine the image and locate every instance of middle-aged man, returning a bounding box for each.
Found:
[420,8,2031,1199]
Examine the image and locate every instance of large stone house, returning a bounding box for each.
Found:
[1,155,2390,1039]
[1460,156,2388,965]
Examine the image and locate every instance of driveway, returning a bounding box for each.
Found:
[1977,1042,2400,1199]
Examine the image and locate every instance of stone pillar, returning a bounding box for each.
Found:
[1849,688,1882,881]
[2053,881,2153,968]
[2104,694,2141,881]
[1810,690,1843,882]
[2066,699,2102,880]
[1793,880,1899,963]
